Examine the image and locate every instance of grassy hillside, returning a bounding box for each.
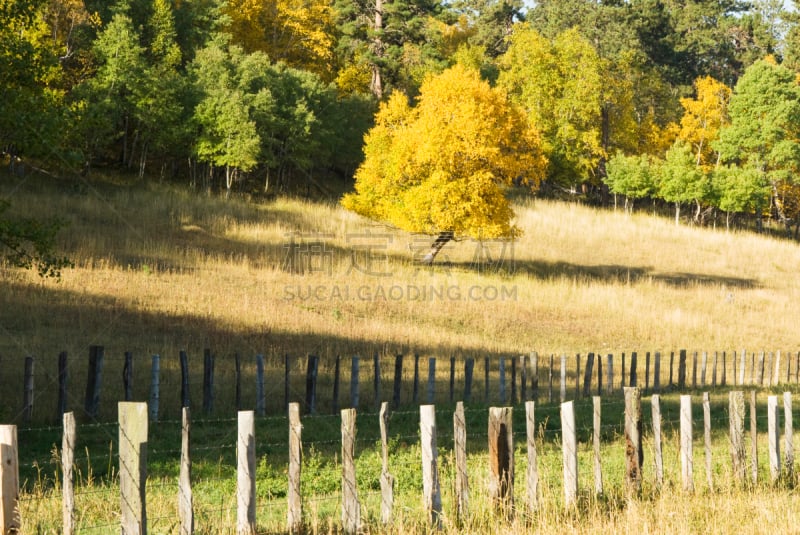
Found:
[2,170,798,367]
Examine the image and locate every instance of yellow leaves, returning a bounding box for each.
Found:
[342,64,547,239]
[678,75,731,169]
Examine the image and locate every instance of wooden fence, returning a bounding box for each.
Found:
[10,346,800,424]
[1,388,798,533]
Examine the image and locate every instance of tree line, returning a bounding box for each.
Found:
[3,1,800,231]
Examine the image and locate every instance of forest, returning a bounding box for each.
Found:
[4,0,800,234]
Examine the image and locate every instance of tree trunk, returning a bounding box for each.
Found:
[370,0,384,99]
[675,202,680,225]
[421,231,454,264]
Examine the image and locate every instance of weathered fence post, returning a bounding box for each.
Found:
[427,358,436,404]
[341,408,360,534]
[203,349,215,415]
[645,352,651,392]
[525,401,538,514]
[530,352,539,404]
[630,351,638,387]
[123,351,133,402]
[700,352,708,387]
[119,402,148,535]
[757,352,765,386]
[680,395,693,491]
[380,402,394,525]
[583,352,594,398]
[288,403,302,533]
[306,355,319,415]
[624,387,643,497]
[785,392,794,477]
[85,345,104,419]
[678,349,687,389]
[454,401,468,524]
[654,352,661,393]
[510,357,517,405]
[63,412,75,535]
[149,355,160,423]
[237,411,256,535]
[58,351,69,420]
[180,350,190,409]
[380,402,394,524]
[488,406,514,516]
[23,356,34,423]
[392,355,403,410]
[420,405,442,527]
[606,354,613,395]
[691,351,698,388]
[621,352,626,390]
[561,400,578,507]
[0,425,19,533]
[499,357,507,404]
[350,356,360,409]
[739,350,747,386]
[593,396,603,496]
[179,408,193,535]
[729,391,746,485]
[413,353,420,405]
[560,354,567,403]
[255,355,265,417]
[374,353,381,411]
[597,354,603,396]
[574,354,580,399]
[703,392,712,490]
[652,395,663,487]
[548,354,554,403]
[669,351,675,387]
[768,395,781,482]
[722,351,727,386]
[521,354,528,402]
[751,391,758,484]
[464,358,474,402]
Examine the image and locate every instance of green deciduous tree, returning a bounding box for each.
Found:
[657,140,711,224]
[711,164,770,229]
[341,64,547,262]
[604,153,657,212]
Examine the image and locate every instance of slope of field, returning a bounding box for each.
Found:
[2,173,799,366]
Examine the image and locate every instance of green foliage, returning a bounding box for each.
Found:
[604,152,657,202]
[342,64,547,239]
[0,199,71,278]
[712,164,770,215]
[657,140,710,206]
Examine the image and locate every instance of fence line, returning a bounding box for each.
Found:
[5,388,800,533]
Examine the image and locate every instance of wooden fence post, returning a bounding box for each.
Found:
[23,356,34,423]
[180,350,190,409]
[757,352,765,386]
[654,352,661,393]
[149,355,160,423]
[392,355,403,410]
[237,411,256,535]
[721,351,727,386]
[680,395,693,492]
[652,395,663,487]
[420,405,442,527]
[464,358,474,402]
[499,357,507,404]
[597,354,603,396]
[85,345,104,419]
[621,353,626,390]
[0,425,19,533]
[288,403,302,533]
[306,355,319,415]
[413,353,420,405]
[691,351,698,389]
[624,387,643,497]
[574,354,580,400]
[202,349,214,415]
[58,352,68,420]
[703,392,713,491]
[785,392,794,477]
[123,352,133,402]
[341,408,360,534]
[525,401,538,513]
[630,351,638,387]
[179,407,193,535]
[768,395,781,482]
[374,353,381,411]
[700,352,707,387]
[488,407,514,516]
[530,352,539,404]
[669,351,675,387]
[645,352,651,392]
[548,354,554,403]
[739,350,746,386]
[560,354,567,403]
[510,357,516,405]
[449,356,456,404]
[119,402,148,535]
[729,391,746,485]
[454,401,468,524]
[561,400,578,507]
[583,353,594,398]
[593,396,603,496]
[606,354,613,395]
[678,349,687,389]
[62,412,75,535]
[380,402,394,525]
[521,354,528,402]
[255,355,265,417]
[751,391,758,484]
[427,358,436,404]
[350,356,360,409]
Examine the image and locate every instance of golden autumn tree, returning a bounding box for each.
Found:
[341,64,547,262]
[678,75,731,170]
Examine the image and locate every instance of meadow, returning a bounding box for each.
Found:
[3,169,800,533]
